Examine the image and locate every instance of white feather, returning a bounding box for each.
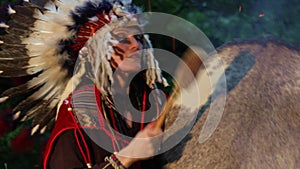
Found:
[0,96,8,103]
[27,50,61,66]
[30,20,72,40]
[25,43,56,57]
[28,67,67,99]
[13,111,21,120]
[7,5,16,14]
[31,124,40,135]
[26,67,43,75]
[43,1,58,11]
[40,125,47,134]
[29,8,75,46]
[42,0,86,20]
[0,23,9,28]
[54,0,86,11]
[38,10,73,25]
[44,85,61,100]
[27,69,58,88]
[57,71,83,119]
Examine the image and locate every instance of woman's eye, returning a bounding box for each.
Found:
[119,38,131,44]
[112,32,143,45]
[113,33,128,41]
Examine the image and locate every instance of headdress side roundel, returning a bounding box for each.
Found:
[0,0,167,135]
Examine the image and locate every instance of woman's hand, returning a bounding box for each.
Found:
[115,122,163,168]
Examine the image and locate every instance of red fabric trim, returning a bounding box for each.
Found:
[77,128,92,164]
[66,96,92,166]
[43,95,94,169]
[43,96,77,169]
[74,129,89,164]
[68,98,92,165]
[95,87,142,169]
[94,86,105,128]
[73,85,95,94]
[43,127,76,169]
[94,86,118,152]
[140,90,147,130]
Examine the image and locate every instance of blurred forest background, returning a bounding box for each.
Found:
[0,0,299,168]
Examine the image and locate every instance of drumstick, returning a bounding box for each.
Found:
[155,47,204,129]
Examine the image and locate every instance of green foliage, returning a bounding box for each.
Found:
[134,0,300,46]
[0,100,45,168]
[0,0,19,5]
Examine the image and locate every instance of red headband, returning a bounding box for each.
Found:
[72,12,112,52]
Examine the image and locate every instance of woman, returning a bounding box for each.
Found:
[0,0,168,169]
[41,1,168,169]
[44,26,166,169]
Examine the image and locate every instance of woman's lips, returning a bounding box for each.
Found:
[126,52,141,59]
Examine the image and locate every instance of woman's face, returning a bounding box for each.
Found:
[110,26,143,72]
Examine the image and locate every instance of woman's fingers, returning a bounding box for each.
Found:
[118,123,163,161]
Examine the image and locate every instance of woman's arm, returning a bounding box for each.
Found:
[48,130,115,169]
[48,123,162,169]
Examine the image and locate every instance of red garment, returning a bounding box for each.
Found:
[43,85,163,169]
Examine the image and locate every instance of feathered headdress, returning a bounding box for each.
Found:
[0,0,167,135]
